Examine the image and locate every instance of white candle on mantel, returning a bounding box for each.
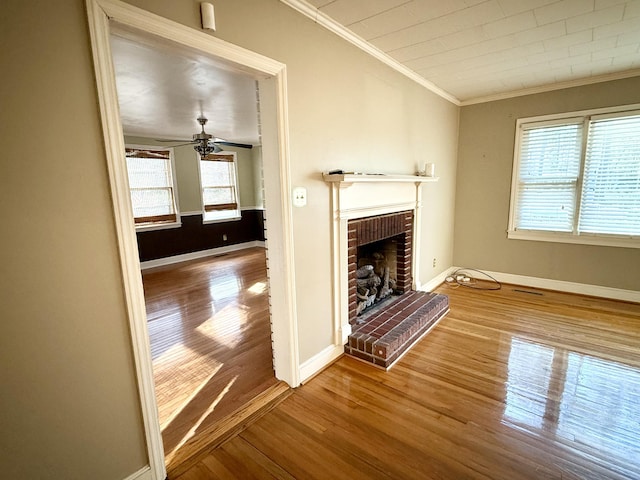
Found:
[424,163,435,177]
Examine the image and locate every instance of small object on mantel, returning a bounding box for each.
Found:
[415,163,436,177]
[327,169,387,175]
[323,171,438,185]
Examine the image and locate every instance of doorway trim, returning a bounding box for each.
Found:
[85,1,300,479]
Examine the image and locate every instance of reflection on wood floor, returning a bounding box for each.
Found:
[141,247,277,462]
[176,282,640,480]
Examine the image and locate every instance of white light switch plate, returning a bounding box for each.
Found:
[293,187,307,207]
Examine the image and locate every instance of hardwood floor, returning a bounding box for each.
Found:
[141,247,278,466]
[175,282,640,479]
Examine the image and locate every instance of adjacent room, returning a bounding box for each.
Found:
[2,1,639,479]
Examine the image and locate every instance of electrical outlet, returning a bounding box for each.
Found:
[293,187,307,207]
[432,258,436,268]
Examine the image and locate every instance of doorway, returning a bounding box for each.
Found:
[110,29,280,459]
[86,1,299,478]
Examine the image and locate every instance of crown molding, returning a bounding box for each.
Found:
[278,0,460,106]
[461,68,640,106]
[279,0,640,108]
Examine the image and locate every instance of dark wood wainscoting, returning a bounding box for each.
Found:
[137,210,265,262]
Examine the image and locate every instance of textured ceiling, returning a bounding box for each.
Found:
[303,0,640,103]
[110,33,261,145]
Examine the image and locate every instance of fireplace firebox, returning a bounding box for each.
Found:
[348,211,413,323]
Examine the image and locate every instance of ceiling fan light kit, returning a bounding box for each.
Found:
[193,116,222,155]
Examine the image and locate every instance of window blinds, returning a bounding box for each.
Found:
[200,153,238,212]
[580,114,640,236]
[515,121,583,232]
[125,148,177,224]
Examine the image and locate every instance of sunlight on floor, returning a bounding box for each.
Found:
[209,275,240,304]
[160,363,223,431]
[503,337,640,468]
[153,343,223,427]
[248,281,267,294]
[169,374,239,457]
[196,303,249,349]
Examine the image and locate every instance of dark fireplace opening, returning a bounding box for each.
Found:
[355,236,401,318]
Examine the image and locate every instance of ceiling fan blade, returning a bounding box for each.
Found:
[154,139,197,147]
[214,140,253,149]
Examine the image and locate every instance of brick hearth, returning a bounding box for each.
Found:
[345,291,449,369]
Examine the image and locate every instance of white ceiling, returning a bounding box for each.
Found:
[303,0,640,103]
[110,33,261,145]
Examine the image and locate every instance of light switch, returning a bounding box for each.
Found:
[293,187,307,207]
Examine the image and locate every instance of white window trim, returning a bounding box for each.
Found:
[198,150,242,224]
[134,220,182,232]
[202,215,242,225]
[125,143,182,232]
[508,103,640,249]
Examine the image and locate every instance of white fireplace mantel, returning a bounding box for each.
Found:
[323,172,439,347]
[323,172,439,188]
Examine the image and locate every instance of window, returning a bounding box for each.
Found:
[509,105,640,248]
[125,146,180,229]
[199,152,241,222]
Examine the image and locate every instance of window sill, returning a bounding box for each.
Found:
[135,221,182,233]
[203,215,242,225]
[508,230,640,249]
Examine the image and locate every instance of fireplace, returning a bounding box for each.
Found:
[324,172,448,369]
[348,211,413,322]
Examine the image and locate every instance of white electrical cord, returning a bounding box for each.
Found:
[445,268,502,290]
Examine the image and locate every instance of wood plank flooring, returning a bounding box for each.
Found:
[141,247,278,465]
[175,282,640,479]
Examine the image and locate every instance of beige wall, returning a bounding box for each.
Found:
[121,0,459,361]
[456,77,640,291]
[1,0,458,478]
[252,145,265,208]
[225,145,258,208]
[0,1,147,479]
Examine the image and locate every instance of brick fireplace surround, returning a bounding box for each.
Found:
[324,173,449,370]
[347,211,414,323]
[344,211,449,369]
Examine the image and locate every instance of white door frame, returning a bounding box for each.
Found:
[85,1,300,478]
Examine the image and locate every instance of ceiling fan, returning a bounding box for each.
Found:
[156,116,253,153]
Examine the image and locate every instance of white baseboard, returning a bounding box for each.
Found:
[122,466,152,480]
[480,269,640,303]
[299,344,344,383]
[419,266,638,303]
[417,267,458,293]
[140,241,266,271]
